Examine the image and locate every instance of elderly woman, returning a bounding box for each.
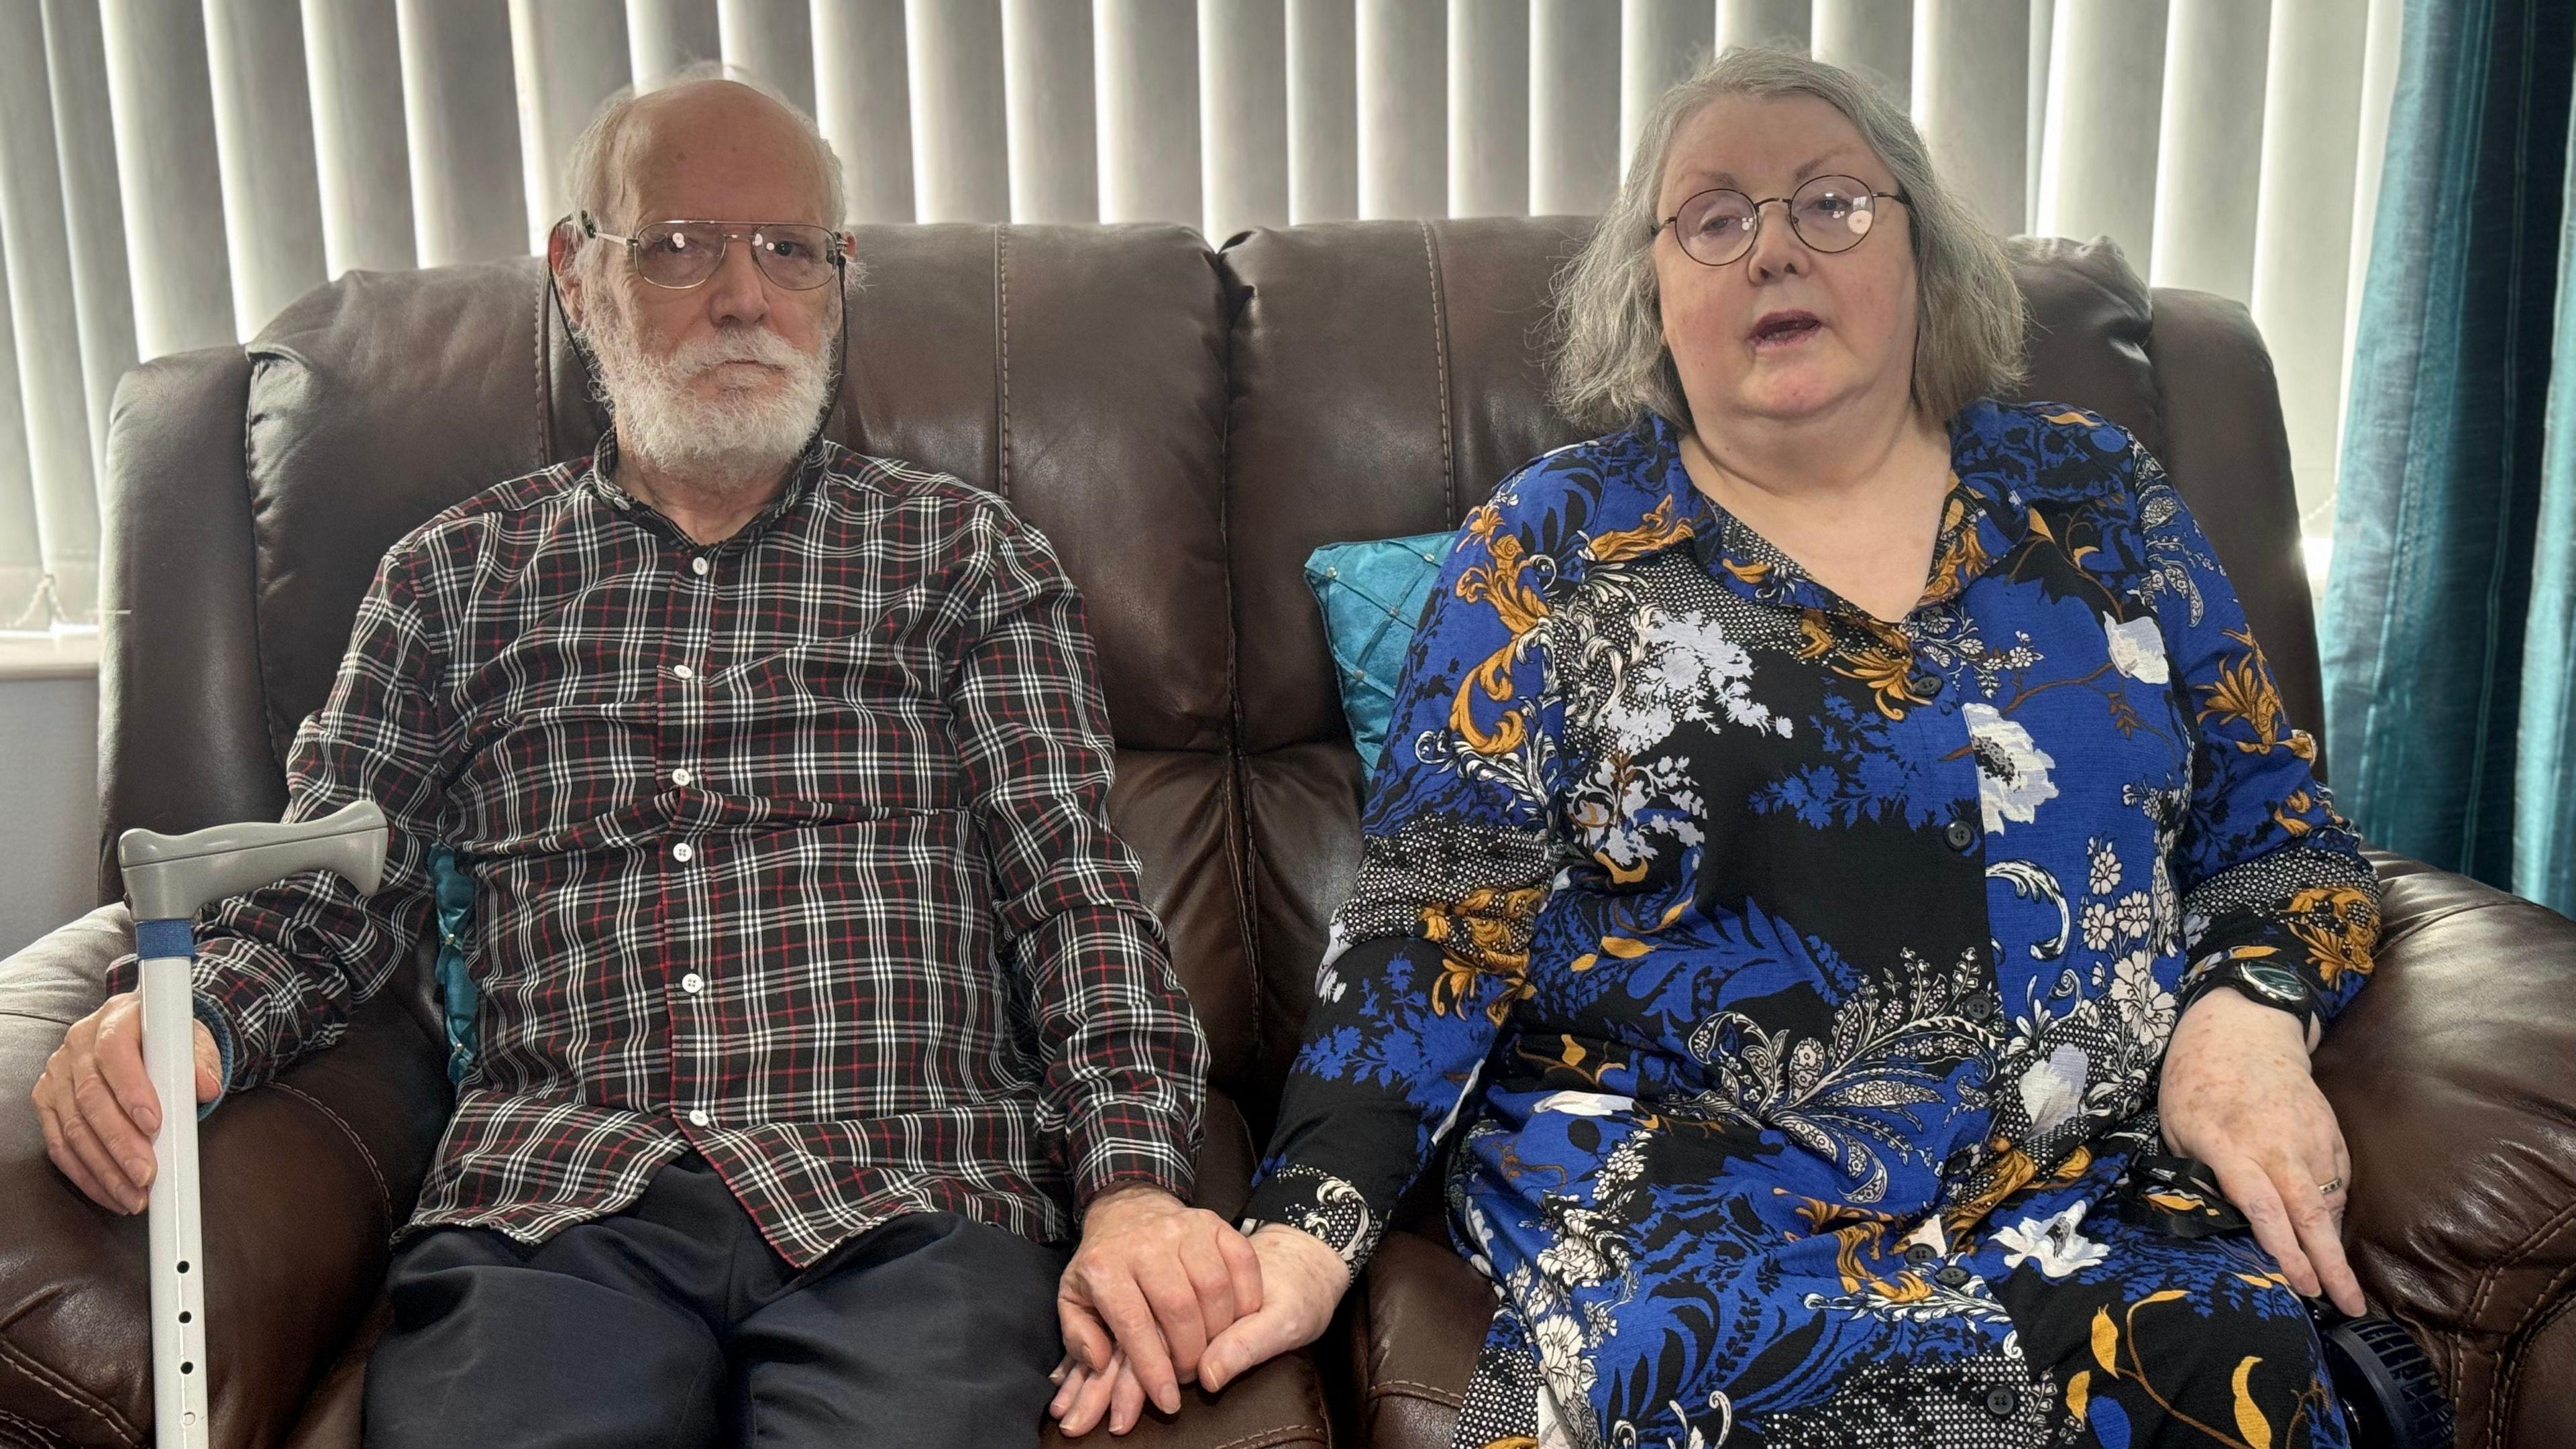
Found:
[1055,48,2383,1449]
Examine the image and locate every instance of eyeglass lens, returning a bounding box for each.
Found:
[1672,175,1884,266]
[631,222,841,290]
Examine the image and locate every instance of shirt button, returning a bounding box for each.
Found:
[671,841,694,863]
[690,555,710,576]
[1944,820,1977,853]
[687,1108,710,1128]
[1936,1265,1973,1288]
[1984,1386,2020,1418]
[1903,1243,1937,1266]
[672,767,694,787]
[671,663,695,681]
[680,971,704,994]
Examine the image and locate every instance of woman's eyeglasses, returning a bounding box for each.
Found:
[574,213,851,290]
[1654,174,1911,268]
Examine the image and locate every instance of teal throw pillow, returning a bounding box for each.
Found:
[1305,529,1458,773]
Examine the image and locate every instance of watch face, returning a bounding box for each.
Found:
[2237,963,2308,1006]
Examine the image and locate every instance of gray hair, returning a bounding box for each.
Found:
[563,59,847,231]
[1551,47,2026,431]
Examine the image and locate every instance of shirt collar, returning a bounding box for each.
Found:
[581,427,837,546]
[1639,400,2029,613]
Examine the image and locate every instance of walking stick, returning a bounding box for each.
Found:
[115,800,388,1448]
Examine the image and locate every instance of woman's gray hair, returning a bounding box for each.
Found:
[562,59,847,232]
[1551,47,2026,431]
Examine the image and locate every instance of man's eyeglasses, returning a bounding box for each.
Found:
[574,213,852,290]
[1654,174,1912,268]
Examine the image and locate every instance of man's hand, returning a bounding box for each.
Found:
[1055,1184,1263,1417]
[1051,1222,1349,1436]
[32,990,221,1214]
[2159,987,2363,1315]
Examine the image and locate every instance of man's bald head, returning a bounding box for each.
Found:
[565,66,845,232]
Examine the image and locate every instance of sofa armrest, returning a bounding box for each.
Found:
[0,904,451,1448]
[2314,855,2576,1446]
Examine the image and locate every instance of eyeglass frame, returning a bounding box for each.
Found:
[1652,176,1913,268]
[570,212,855,291]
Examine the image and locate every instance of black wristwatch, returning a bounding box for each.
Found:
[2176,955,2319,1036]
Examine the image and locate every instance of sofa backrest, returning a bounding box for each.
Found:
[97,219,2320,1130]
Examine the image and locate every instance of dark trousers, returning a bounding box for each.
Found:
[362,1154,1070,1448]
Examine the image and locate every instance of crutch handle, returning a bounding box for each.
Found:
[119,799,388,921]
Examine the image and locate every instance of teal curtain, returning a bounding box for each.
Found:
[2325,0,2576,914]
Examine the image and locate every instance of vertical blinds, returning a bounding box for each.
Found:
[0,0,2398,629]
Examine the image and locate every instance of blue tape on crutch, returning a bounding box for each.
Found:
[135,917,194,960]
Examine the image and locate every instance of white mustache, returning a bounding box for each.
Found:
[669,327,806,378]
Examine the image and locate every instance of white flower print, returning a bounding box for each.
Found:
[1533,1311,1597,1401]
[1533,1090,1635,1118]
[2102,613,2171,684]
[1568,753,1706,877]
[2079,902,2117,952]
[2111,950,2176,1046]
[2086,837,2122,897]
[2016,1043,2089,1136]
[1601,606,1792,753]
[1962,702,2059,832]
[2114,890,2153,941]
[1993,1200,2110,1279]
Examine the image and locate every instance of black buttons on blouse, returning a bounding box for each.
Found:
[1984,1385,2021,1418]
[1943,819,1977,853]
[1903,1243,1937,1266]
[1935,1265,1972,1288]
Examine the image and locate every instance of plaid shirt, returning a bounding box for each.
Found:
[115,434,1206,1267]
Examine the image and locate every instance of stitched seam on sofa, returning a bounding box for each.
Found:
[2451,1331,2500,1449]
[1210,254,1262,1081]
[1417,221,1455,521]
[272,1081,394,1226]
[1201,1425,1328,1449]
[1368,1378,1466,1408]
[2493,1291,2576,1443]
[0,1404,81,1449]
[995,225,1013,502]
[240,352,291,773]
[2467,1167,2576,1325]
[0,1337,138,1443]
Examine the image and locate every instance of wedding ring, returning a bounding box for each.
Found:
[2318,1177,2346,1195]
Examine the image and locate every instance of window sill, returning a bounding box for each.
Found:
[0,629,101,681]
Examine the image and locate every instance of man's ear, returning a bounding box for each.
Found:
[547,217,586,321]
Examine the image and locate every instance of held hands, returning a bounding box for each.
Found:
[1051,1184,1263,1431]
[1051,1203,1350,1436]
[2157,988,2365,1316]
[32,989,221,1214]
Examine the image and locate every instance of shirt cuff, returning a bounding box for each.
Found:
[1240,1163,1387,1276]
[1069,1108,1199,1210]
[190,993,236,1121]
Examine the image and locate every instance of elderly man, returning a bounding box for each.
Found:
[29,74,1246,1447]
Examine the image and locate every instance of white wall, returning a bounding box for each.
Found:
[0,673,101,957]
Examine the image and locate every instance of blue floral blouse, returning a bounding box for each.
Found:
[1244,400,2380,1448]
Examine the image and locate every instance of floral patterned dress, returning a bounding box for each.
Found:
[1241,401,2381,1449]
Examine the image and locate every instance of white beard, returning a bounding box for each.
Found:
[585,298,832,486]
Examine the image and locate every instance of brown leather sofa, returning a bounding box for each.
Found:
[1,219,2570,1449]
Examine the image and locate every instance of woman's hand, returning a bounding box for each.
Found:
[1196,1225,1349,1390]
[2157,988,2364,1314]
[1049,1224,1348,1437]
